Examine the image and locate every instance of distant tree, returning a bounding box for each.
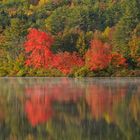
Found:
[104,1,123,27]
[46,6,70,34]
[45,5,98,34]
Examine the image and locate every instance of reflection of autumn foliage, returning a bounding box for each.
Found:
[25,94,53,127]
[25,79,130,127]
[86,85,126,121]
[25,80,84,126]
[129,90,140,123]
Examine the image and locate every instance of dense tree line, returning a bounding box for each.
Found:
[0,0,140,76]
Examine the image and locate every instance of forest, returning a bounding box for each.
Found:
[0,0,140,77]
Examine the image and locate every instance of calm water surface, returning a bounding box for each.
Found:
[0,78,140,140]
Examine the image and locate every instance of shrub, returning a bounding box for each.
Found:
[51,52,84,75]
[72,66,95,77]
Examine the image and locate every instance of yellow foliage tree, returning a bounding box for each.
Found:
[38,0,49,6]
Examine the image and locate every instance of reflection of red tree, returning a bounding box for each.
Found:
[25,94,53,127]
[50,87,84,102]
[86,85,126,120]
[25,80,127,126]
[25,81,84,126]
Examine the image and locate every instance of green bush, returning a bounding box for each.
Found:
[28,68,64,77]
[71,66,95,77]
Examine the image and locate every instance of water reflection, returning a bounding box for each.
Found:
[0,78,140,140]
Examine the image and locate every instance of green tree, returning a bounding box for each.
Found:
[113,0,140,57]
[3,18,28,59]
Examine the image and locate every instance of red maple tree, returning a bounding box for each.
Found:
[25,94,53,127]
[24,28,54,68]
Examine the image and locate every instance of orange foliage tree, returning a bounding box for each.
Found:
[85,39,111,71]
[110,52,127,67]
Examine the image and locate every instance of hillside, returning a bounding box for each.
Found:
[0,0,140,76]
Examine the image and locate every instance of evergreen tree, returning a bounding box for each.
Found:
[113,0,140,57]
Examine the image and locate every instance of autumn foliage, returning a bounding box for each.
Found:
[85,40,111,70]
[24,28,54,68]
[0,0,139,77]
[24,79,128,126]
[25,80,84,126]
[86,85,126,121]
[110,52,126,67]
[52,52,84,74]
[25,94,53,126]
[24,29,84,74]
[24,29,127,76]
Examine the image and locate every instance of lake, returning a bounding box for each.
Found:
[0,78,140,140]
